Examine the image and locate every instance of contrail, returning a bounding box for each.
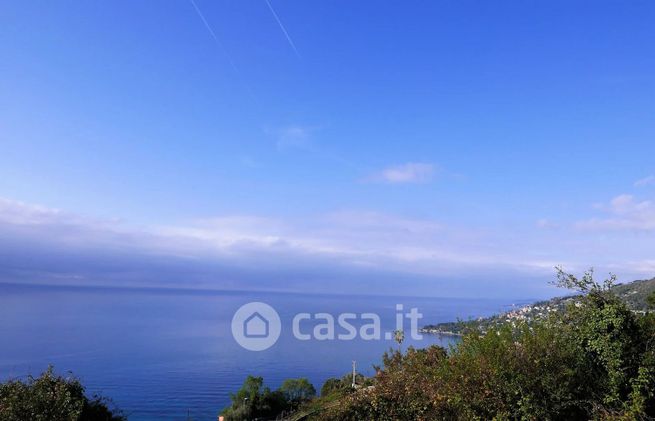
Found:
[263,0,301,59]
[188,0,240,75]
[188,0,258,103]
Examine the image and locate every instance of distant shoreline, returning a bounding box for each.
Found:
[420,277,655,336]
[419,328,463,337]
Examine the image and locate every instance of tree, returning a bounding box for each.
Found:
[553,266,616,293]
[0,366,125,421]
[279,378,316,407]
[320,378,343,397]
[221,375,304,420]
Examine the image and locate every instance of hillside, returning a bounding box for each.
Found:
[421,276,655,336]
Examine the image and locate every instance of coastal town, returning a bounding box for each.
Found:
[421,277,655,336]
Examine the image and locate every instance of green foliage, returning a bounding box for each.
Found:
[610,277,655,311]
[647,291,655,310]
[319,372,369,398]
[426,275,655,336]
[0,366,125,421]
[221,375,317,420]
[393,330,404,347]
[319,378,343,397]
[279,378,316,407]
[325,269,655,420]
[553,266,616,293]
[221,376,284,420]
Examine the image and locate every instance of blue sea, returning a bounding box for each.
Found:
[0,283,516,420]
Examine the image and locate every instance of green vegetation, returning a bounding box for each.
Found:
[423,271,655,336]
[0,366,125,421]
[220,372,375,421]
[279,378,316,407]
[316,269,655,420]
[220,376,316,420]
[223,269,655,420]
[320,372,369,398]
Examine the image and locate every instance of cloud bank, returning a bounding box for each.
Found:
[2,190,654,299]
[0,197,560,298]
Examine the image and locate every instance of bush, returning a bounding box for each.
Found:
[325,269,655,420]
[279,378,316,408]
[0,366,125,421]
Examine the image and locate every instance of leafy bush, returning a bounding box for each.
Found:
[0,366,125,421]
[324,269,655,420]
[279,378,316,408]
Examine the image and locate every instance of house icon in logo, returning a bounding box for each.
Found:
[232,302,281,351]
[243,312,269,338]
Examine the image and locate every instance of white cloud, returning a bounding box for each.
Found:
[158,215,286,248]
[370,162,435,184]
[159,210,450,265]
[576,194,655,231]
[0,198,63,225]
[635,175,655,187]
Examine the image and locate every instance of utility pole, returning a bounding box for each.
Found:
[351,360,356,388]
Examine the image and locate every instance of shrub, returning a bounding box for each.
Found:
[0,366,125,421]
[326,269,655,420]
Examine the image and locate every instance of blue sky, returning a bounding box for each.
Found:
[1,1,654,298]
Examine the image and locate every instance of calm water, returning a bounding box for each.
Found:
[0,283,514,420]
